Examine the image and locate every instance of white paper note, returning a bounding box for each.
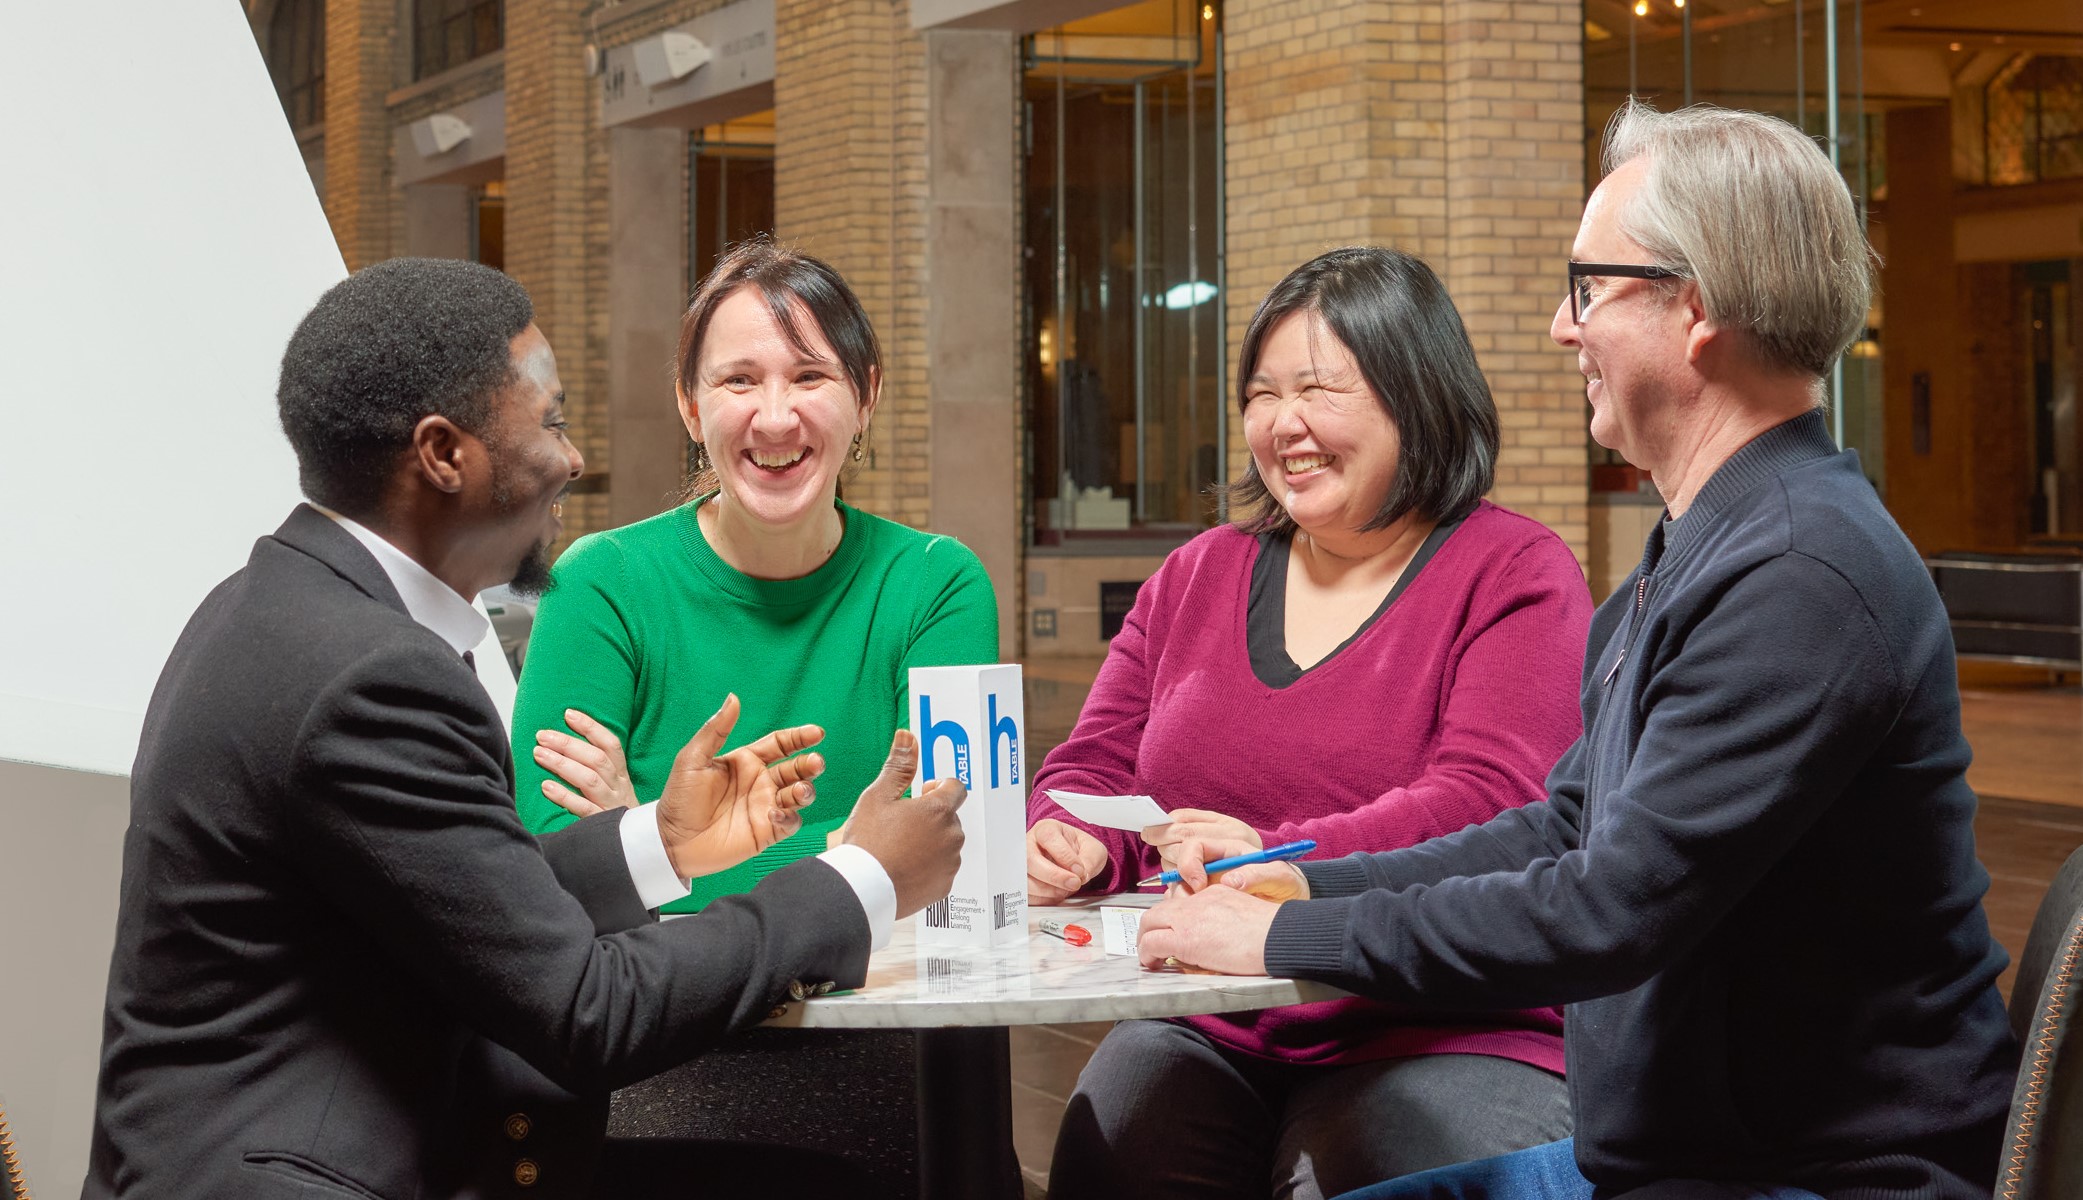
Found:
[1044,790,1171,832]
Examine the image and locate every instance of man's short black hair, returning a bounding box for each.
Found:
[1226,246,1500,534]
[278,257,534,516]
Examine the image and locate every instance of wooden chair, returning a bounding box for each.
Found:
[1998,843,2083,1199]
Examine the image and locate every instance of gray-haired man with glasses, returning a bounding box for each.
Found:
[1136,99,2018,1200]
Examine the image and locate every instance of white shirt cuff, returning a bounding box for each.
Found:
[817,842,896,951]
[619,802,693,911]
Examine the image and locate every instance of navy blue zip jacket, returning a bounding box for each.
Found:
[1268,411,2017,1198]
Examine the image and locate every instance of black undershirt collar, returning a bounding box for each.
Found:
[1246,516,1463,689]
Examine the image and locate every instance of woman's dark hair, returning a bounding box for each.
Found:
[1225,246,1499,534]
[277,256,533,517]
[675,238,882,498]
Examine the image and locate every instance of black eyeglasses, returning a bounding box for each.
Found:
[1568,262,1683,324]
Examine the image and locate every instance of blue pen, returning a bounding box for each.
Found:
[1137,840,1317,888]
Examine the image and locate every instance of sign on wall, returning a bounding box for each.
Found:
[600,0,776,130]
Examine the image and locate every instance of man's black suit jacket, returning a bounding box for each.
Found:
[83,506,871,1199]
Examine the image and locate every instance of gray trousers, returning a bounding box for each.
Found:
[1047,1019,1572,1200]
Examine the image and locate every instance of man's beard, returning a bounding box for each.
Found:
[487,445,561,597]
[509,538,557,596]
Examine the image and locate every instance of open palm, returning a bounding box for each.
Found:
[655,694,826,879]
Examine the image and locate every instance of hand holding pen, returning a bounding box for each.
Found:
[1145,840,1316,894]
[1139,807,1263,876]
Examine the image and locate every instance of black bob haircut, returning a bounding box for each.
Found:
[278,257,534,516]
[1226,246,1499,535]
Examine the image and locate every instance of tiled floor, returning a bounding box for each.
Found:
[1006,656,2083,1195]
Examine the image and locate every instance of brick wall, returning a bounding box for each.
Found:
[321,0,399,269]
[1224,0,1588,566]
[505,0,611,547]
[773,0,932,529]
[1442,0,1588,561]
[304,0,1588,565]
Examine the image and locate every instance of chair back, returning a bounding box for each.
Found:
[0,1096,29,1200]
[1998,843,2083,1199]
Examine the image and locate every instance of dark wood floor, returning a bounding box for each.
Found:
[1957,663,2083,1001]
[1972,794,2083,1001]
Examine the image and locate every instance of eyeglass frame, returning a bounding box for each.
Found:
[1567,261,1684,324]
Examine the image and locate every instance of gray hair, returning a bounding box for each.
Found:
[1601,100,1874,377]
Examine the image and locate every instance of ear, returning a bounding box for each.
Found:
[410,414,474,496]
[856,365,883,433]
[1677,281,1721,366]
[675,381,704,444]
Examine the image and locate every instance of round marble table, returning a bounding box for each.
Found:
[764,895,1350,1200]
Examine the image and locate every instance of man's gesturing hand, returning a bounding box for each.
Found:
[1136,884,1282,975]
[656,693,825,880]
[843,730,967,918]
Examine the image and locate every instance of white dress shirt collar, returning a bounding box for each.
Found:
[315,506,490,657]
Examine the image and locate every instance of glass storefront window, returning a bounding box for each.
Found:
[414,0,503,81]
[1583,0,1878,491]
[2026,263,2079,536]
[266,0,325,131]
[1981,55,2083,187]
[1024,0,1224,546]
[687,113,777,290]
[472,179,504,271]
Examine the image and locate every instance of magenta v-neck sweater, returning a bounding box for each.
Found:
[1028,501,1591,1069]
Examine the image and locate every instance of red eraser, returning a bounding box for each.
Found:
[1063,924,1092,947]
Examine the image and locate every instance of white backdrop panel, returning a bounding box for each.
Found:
[1,2,347,1187]
[0,0,345,776]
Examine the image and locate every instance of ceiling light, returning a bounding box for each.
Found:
[1162,281,1219,310]
[1634,0,1648,14]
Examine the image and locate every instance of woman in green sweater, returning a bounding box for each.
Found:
[511,240,999,915]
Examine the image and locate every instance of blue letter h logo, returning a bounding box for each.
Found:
[988,694,1020,789]
[919,695,971,787]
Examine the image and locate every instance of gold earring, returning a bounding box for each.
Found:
[692,442,709,471]
[851,433,866,465]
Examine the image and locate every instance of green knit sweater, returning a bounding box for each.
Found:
[511,497,999,912]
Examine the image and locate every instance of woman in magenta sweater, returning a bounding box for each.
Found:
[1029,247,1592,1200]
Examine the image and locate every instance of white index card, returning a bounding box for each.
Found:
[1044,790,1172,832]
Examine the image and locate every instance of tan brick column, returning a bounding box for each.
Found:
[1441,0,1587,561]
[773,0,930,529]
[1223,0,1586,564]
[505,0,611,541]
[1222,0,1448,407]
[321,0,397,269]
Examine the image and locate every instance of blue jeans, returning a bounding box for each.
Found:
[1330,1139,1827,1200]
